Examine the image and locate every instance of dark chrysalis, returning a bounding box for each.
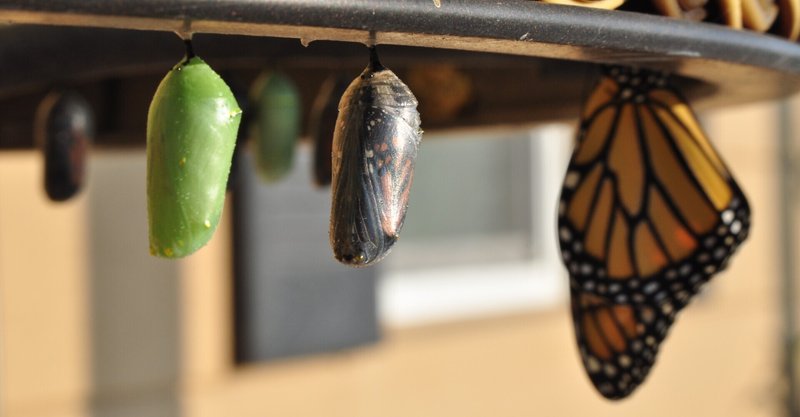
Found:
[329,47,423,267]
[34,90,95,202]
[310,75,351,187]
[250,71,301,183]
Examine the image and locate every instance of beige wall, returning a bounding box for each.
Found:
[0,100,794,417]
[0,152,90,417]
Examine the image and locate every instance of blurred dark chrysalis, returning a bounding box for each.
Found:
[310,75,351,187]
[35,91,95,202]
[330,47,423,267]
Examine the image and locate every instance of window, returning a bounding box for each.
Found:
[379,124,574,326]
[232,123,575,361]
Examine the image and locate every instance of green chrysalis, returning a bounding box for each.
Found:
[147,46,242,258]
[249,71,301,182]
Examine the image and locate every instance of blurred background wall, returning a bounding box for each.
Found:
[0,97,797,417]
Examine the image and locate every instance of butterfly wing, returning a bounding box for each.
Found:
[571,287,675,399]
[558,67,750,309]
[559,66,750,399]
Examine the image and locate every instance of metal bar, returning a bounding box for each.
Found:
[1,0,800,107]
[779,99,799,417]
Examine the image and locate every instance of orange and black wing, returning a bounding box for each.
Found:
[571,288,675,399]
[559,66,750,399]
[558,66,750,309]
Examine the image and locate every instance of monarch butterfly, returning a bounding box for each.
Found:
[559,66,750,399]
[35,90,94,202]
[329,47,423,266]
[250,71,301,183]
[147,41,242,258]
[310,75,350,187]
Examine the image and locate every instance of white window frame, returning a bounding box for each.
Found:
[378,124,575,326]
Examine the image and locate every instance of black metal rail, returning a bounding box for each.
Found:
[0,0,799,107]
[1,0,800,149]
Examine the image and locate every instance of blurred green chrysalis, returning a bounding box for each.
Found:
[250,71,301,182]
[147,42,242,258]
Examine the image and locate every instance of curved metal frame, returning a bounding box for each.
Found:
[1,0,800,108]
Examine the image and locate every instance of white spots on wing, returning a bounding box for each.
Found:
[586,356,602,373]
[631,340,643,353]
[661,303,674,315]
[604,363,618,378]
[618,355,632,368]
[643,281,659,294]
[730,220,742,235]
[564,171,580,189]
[721,209,734,225]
